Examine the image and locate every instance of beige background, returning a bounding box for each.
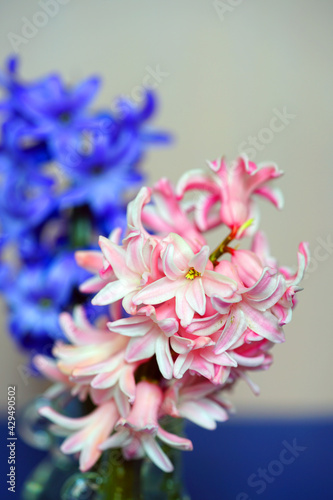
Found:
[0,0,332,416]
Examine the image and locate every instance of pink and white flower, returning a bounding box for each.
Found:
[39,401,119,472]
[133,233,238,327]
[75,227,122,294]
[108,303,178,380]
[163,375,232,429]
[141,178,206,252]
[177,156,283,233]
[91,232,160,314]
[100,381,192,472]
[51,307,139,415]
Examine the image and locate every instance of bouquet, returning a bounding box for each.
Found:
[34,155,309,498]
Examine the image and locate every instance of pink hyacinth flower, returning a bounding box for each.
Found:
[133,233,237,327]
[33,354,91,402]
[141,178,206,252]
[212,261,287,350]
[39,401,119,472]
[171,329,236,383]
[100,381,193,472]
[250,231,310,325]
[53,307,138,415]
[75,227,122,294]
[177,156,283,233]
[163,375,231,429]
[91,232,160,314]
[108,303,179,380]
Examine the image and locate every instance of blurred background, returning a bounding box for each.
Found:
[0,1,332,498]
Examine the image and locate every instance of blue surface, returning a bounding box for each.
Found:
[1,417,332,499]
[184,418,333,500]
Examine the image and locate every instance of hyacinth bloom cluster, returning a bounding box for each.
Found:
[38,155,309,473]
[0,56,167,354]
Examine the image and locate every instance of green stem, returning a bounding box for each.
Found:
[101,452,143,500]
[209,226,238,265]
[99,420,190,499]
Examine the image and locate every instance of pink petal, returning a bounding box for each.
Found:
[92,280,129,306]
[114,386,131,417]
[124,382,162,431]
[126,186,151,235]
[192,336,215,350]
[125,234,149,275]
[245,161,283,195]
[75,250,103,273]
[170,336,193,354]
[79,275,105,293]
[61,429,85,454]
[201,349,237,367]
[187,355,215,379]
[142,204,174,233]
[173,352,194,378]
[125,331,156,362]
[79,445,102,472]
[181,382,216,401]
[164,233,193,268]
[292,241,310,285]
[246,275,286,311]
[108,316,151,337]
[110,300,123,321]
[254,185,284,209]
[175,284,195,327]
[241,303,285,343]
[141,435,173,472]
[232,352,265,367]
[33,355,68,383]
[59,311,109,345]
[246,268,279,300]
[119,365,136,402]
[214,307,247,354]
[208,157,228,174]
[157,317,179,336]
[133,277,181,306]
[100,430,131,450]
[39,407,84,430]
[72,353,121,377]
[176,168,219,197]
[180,406,215,430]
[99,236,137,281]
[188,246,210,274]
[162,242,186,279]
[178,401,221,429]
[202,270,237,298]
[91,370,119,389]
[185,278,206,316]
[157,427,193,450]
[195,193,221,231]
[186,313,227,336]
[155,335,173,379]
[231,250,263,287]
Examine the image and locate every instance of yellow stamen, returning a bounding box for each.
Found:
[185,267,201,280]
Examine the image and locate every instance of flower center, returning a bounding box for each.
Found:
[185,267,201,280]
